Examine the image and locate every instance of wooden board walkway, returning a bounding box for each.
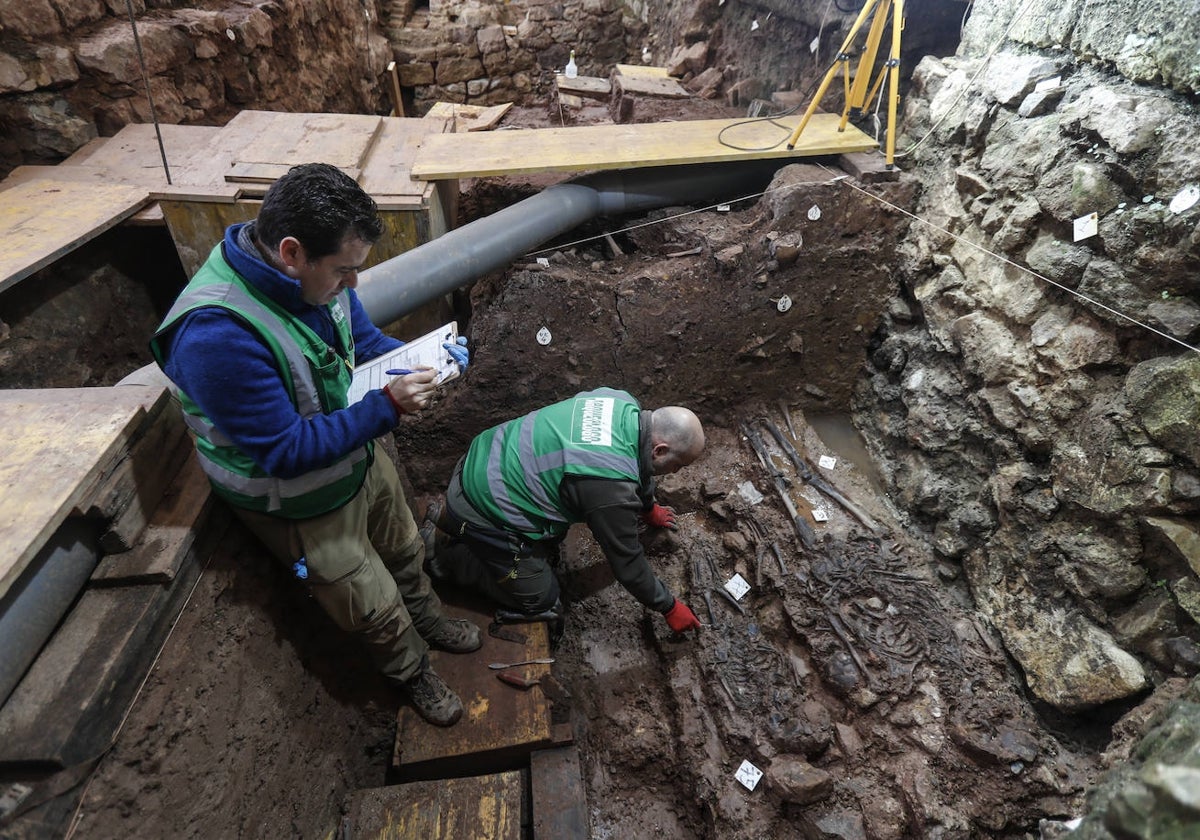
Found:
[344,772,524,839]
[0,112,451,289]
[410,112,876,180]
[393,599,558,782]
[0,387,168,601]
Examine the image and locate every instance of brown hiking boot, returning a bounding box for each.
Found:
[426,617,483,653]
[403,663,463,727]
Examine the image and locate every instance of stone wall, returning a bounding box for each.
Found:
[385,0,645,112]
[851,0,1200,832]
[0,0,393,178]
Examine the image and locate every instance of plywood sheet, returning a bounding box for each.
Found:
[411,112,878,180]
[555,75,611,99]
[229,112,384,173]
[358,117,443,202]
[0,387,166,599]
[345,772,523,839]
[613,73,689,99]
[0,179,150,295]
[614,63,671,78]
[394,600,554,778]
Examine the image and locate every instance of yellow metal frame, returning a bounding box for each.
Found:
[786,0,906,167]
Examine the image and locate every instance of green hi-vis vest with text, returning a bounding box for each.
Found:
[149,244,370,519]
[461,388,642,541]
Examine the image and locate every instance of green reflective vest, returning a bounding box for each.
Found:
[149,244,370,519]
[461,388,643,541]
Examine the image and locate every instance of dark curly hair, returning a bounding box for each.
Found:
[255,163,384,261]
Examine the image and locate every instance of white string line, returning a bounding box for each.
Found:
[818,162,1200,355]
[64,549,216,839]
[523,170,1198,356]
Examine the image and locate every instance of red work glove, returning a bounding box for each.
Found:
[642,503,678,531]
[663,599,701,632]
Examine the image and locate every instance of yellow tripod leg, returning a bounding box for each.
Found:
[839,0,893,130]
[787,0,881,150]
[885,0,904,166]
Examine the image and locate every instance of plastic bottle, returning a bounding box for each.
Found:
[292,556,308,580]
[565,50,578,78]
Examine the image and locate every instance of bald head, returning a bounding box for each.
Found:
[648,406,705,475]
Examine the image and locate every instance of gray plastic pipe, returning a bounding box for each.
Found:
[0,518,101,708]
[355,159,784,326]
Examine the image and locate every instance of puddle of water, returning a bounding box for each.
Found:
[805,413,888,498]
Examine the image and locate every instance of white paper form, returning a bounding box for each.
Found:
[348,321,459,404]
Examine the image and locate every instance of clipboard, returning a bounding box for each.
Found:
[348,321,459,404]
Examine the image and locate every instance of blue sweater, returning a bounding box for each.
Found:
[160,223,402,480]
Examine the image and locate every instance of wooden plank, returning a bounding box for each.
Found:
[0,540,205,769]
[231,112,384,172]
[614,63,671,79]
[460,103,513,132]
[224,161,361,185]
[612,73,690,99]
[70,124,225,184]
[75,393,181,520]
[531,746,588,839]
[411,112,879,180]
[358,117,443,200]
[394,600,554,780]
[555,75,611,99]
[97,427,193,554]
[91,452,212,586]
[0,179,150,293]
[344,772,523,839]
[0,388,166,601]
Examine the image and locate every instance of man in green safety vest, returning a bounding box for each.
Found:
[150,163,477,727]
[425,387,706,634]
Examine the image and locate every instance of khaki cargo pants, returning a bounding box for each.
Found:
[233,454,444,685]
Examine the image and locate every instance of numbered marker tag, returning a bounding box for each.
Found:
[1169,185,1199,214]
[724,573,751,601]
[717,203,731,212]
[735,760,763,791]
[809,36,820,54]
[818,455,837,469]
[750,19,760,31]
[536,326,552,346]
[536,257,550,267]
[225,28,236,40]
[812,509,829,522]
[1072,212,1098,242]
[776,295,792,313]
[807,205,822,221]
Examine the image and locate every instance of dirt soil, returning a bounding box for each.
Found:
[49,95,1098,839]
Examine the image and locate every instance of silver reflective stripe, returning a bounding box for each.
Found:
[485,417,541,532]
[587,387,635,403]
[195,445,367,510]
[532,449,638,476]
[518,412,567,527]
[181,411,233,447]
[171,282,322,416]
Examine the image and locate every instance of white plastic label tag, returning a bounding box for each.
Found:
[724,573,751,601]
[818,455,836,469]
[807,205,822,221]
[1072,212,1098,241]
[536,257,550,266]
[1169,185,1199,214]
[812,509,829,522]
[536,327,552,345]
[735,760,763,791]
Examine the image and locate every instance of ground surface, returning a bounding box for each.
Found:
[50,94,1099,839]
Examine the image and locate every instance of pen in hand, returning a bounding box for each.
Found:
[386,369,413,376]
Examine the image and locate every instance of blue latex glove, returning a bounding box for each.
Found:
[443,336,469,372]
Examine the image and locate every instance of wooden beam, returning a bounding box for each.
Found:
[411,112,878,180]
